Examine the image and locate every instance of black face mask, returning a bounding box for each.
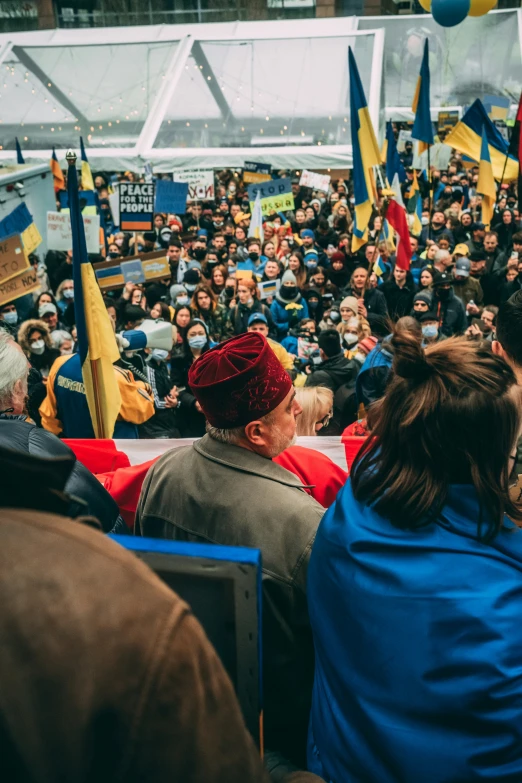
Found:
[225,285,235,296]
[280,284,297,301]
[248,251,259,262]
[308,300,319,310]
[193,248,207,262]
[437,287,451,300]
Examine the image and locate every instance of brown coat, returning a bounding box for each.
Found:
[0,509,267,783]
[135,434,325,767]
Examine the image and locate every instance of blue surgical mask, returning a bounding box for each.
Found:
[308,300,319,310]
[63,288,74,299]
[306,262,318,271]
[422,324,438,339]
[150,348,169,361]
[2,311,17,325]
[176,296,190,306]
[188,335,207,350]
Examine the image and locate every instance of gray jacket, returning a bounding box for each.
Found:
[135,434,324,767]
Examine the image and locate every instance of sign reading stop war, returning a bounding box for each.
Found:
[119,183,155,232]
[247,177,294,216]
[0,234,30,285]
[0,266,38,307]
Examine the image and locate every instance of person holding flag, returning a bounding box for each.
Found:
[348,47,381,252]
[40,149,154,439]
[478,127,497,230]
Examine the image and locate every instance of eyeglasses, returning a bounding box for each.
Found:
[316,411,333,431]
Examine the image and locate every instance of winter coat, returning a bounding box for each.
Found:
[432,290,467,336]
[136,433,325,767]
[308,480,522,782]
[271,295,309,339]
[380,279,416,321]
[170,350,208,437]
[340,286,388,330]
[194,303,232,343]
[451,276,484,308]
[0,416,120,532]
[17,319,60,378]
[139,358,180,439]
[228,300,275,337]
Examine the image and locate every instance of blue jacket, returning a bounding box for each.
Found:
[270,297,309,339]
[308,480,522,782]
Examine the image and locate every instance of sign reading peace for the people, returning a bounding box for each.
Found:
[119,183,155,232]
[247,177,295,216]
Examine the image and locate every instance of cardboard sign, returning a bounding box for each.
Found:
[119,183,155,231]
[21,223,42,255]
[93,250,169,291]
[173,170,214,201]
[247,177,294,216]
[0,202,33,240]
[437,110,459,133]
[243,161,272,184]
[0,266,38,306]
[258,279,280,299]
[154,180,189,214]
[47,212,101,254]
[0,234,30,285]
[483,95,510,122]
[299,170,331,191]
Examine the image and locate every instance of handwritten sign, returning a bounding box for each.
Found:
[0,266,38,307]
[299,170,331,191]
[47,212,100,254]
[0,235,30,285]
[119,183,155,231]
[173,170,214,201]
[247,177,294,216]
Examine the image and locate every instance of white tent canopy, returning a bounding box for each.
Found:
[0,9,519,172]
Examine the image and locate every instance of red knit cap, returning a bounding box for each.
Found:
[188,332,292,429]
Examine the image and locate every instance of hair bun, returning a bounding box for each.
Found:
[391,329,433,382]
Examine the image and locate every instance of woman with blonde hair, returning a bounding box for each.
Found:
[295,387,333,436]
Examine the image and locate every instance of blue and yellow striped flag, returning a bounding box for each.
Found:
[68,154,121,439]
[80,136,95,192]
[15,137,25,165]
[478,127,496,230]
[412,40,434,155]
[407,171,423,236]
[348,47,381,252]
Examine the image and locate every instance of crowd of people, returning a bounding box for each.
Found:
[5,131,522,782]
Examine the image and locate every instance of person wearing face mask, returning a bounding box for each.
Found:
[139,344,181,439]
[303,289,323,325]
[170,283,191,309]
[0,301,19,338]
[219,276,237,309]
[183,268,202,298]
[419,311,444,345]
[170,319,212,437]
[270,270,309,340]
[419,211,454,251]
[431,271,467,337]
[18,320,60,379]
[50,329,75,357]
[56,279,75,322]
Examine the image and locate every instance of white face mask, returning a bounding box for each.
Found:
[63,288,74,299]
[150,348,169,362]
[30,339,45,355]
[343,332,358,347]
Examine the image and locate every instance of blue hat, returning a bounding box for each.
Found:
[247,312,268,327]
[197,228,208,237]
[301,228,315,239]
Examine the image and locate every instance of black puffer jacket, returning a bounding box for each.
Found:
[0,417,121,532]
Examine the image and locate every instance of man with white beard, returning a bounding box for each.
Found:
[136,332,324,771]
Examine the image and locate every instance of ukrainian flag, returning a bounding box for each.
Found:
[478,127,496,230]
[349,47,381,252]
[50,147,65,192]
[407,171,423,236]
[445,99,518,181]
[412,39,434,154]
[68,154,121,439]
[15,137,25,165]
[373,256,387,279]
[80,136,95,192]
[384,122,406,187]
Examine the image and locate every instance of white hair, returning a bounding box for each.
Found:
[50,329,73,349]
[0,330,29,410]
[435,249,451,265]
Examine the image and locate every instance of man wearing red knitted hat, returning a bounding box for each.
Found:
[136,332,324,770]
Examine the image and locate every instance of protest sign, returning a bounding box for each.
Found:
[21,222,42,255]
[0,266,38,307]
[119,183,155,231]
[58,189,97,215]
[47,212,100,254]
[483,95,510,122]
[0,203,42,256]
[144,162,154,182]
[154,180,189,214]
[437,110,459,133]
[247,178,294,216]
[299,170,331,191]
[94,250,169,291]
[397,130,412,153]
[109,189,120,226]
[243,161,272,184]
[0,235,30,285]
[173,170,214,201]
[258,279,280,300]
[412,142,452,172]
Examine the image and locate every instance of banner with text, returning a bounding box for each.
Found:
[173,170,214,201]
[243,161,272,184]
[247,178,294,216]
[47,212,100,254]
[299,170,331,191]
[154,180,189,214]
[119,183,155,231]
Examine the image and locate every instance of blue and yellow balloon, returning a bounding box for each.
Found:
[419,0,496,25]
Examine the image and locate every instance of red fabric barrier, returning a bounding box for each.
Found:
[63,439,131,473]
[97,458,158,530]
[341,423,368,472]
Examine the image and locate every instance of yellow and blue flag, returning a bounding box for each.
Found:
[478,126,496,230]
[348,47,381,252]
[407,171,423,236]
[384,122,406,187]
[80,136,95,192]
[412,39,434,154]
[373,256,387,279]
[444,99,518,181]
[15,137,25,165]
[68,155,121,439]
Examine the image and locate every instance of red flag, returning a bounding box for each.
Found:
[386,198,412,271]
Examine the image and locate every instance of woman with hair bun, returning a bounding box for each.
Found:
[308,331,522,782]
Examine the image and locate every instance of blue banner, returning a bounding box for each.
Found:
[0,202,33,240]
[154,180,189,214]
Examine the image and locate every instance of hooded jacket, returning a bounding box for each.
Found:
[17,319,60,377]
[271,291,309,338]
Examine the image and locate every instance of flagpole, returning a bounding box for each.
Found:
[427,145,432,242]
[66,148,108,440]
